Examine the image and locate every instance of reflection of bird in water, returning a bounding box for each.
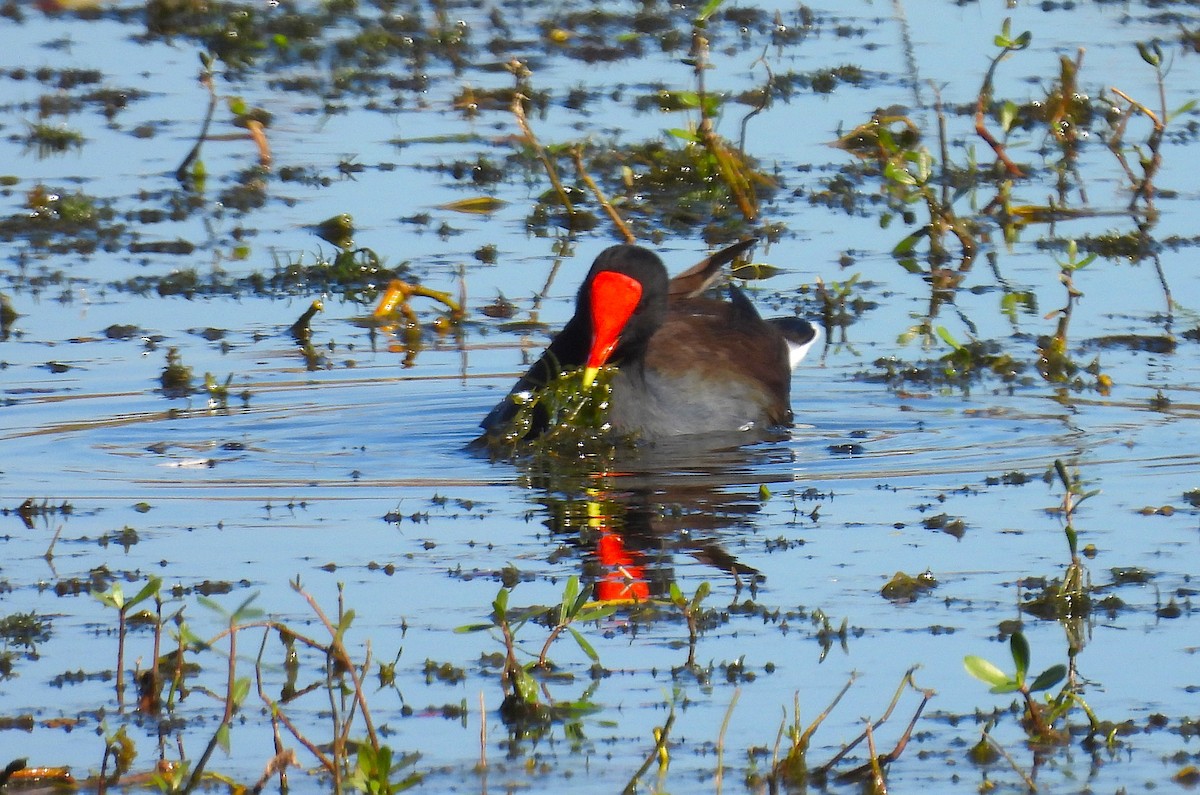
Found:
[540,468,772,605]
[481,240,819,440]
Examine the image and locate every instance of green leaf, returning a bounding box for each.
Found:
[1171,99,1198,119]
[438,196,507,214]
[95,583,124,610]
[335,609,355,644]
[232,592,262,622]
[892,226,916,255]
[1009,632,1031,682]
[1029,664,1067,693]
[883,160,917,187]
[999,100,1018,133]
[573,604,617,623]
[127,576,162,610]
[691,581,711,610]
[1054,459,1071,490]
[731,262,782,281]
[454,623,495,633]
[571,584,591,618]
[935,326,962,351]
[1136,41,1162,67]
[666,127,698,142]
[569,626,600,662]
[668,582,684,604]
[560,576,580,625]
[696,0,723,23]
[492,588,508,617]
[963,655,1011,688]
[514,668,540,705]
[232,676,252,706]
[216,722,231,754]
[197,595,226,616]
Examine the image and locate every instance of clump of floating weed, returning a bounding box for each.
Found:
[880,570,938,602]
[931,327,1023,383]
[0,611,52,657]
[25,183,107,227]
[0,293,17,340]
[159,347,193,398]
[24,122,84,156]
[203,372,249,410]
[478,366,625,459]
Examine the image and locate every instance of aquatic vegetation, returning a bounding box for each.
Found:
[23,121,83,155]
[1021,460,1096,621]
[760,668,933,791]
[964,631,1068,744]
[456,576,615,724]
[477,366,618,457]
[0,291,16,340]
[3,2,1200,793]
[93,576,161,708]
[159,346,193,398]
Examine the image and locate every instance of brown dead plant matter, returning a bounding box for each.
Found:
[759,667,934,791]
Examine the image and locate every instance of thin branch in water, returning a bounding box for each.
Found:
[987,733,1038,792]
[715,688,741,794]
[570,145,635,244]
[176,62,218,183]
[623,710,675,795]
[293,580,380,751]
[510,82,575,220]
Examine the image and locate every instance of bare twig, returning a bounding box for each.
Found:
[293,582,380,750]
[822,667,933,777]
[987,733,1038,791]
[975,39,1026,177]
[176,62,218,183]
[512,89,574,218]
[181,610,240,794]
[623,710,675,795]
[715,688,740,793]
[570,145,635,244]
[1109,86,1164,211]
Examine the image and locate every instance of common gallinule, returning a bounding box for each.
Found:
[480,240,818,439]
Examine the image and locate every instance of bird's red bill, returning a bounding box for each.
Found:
[586,270,643,377]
